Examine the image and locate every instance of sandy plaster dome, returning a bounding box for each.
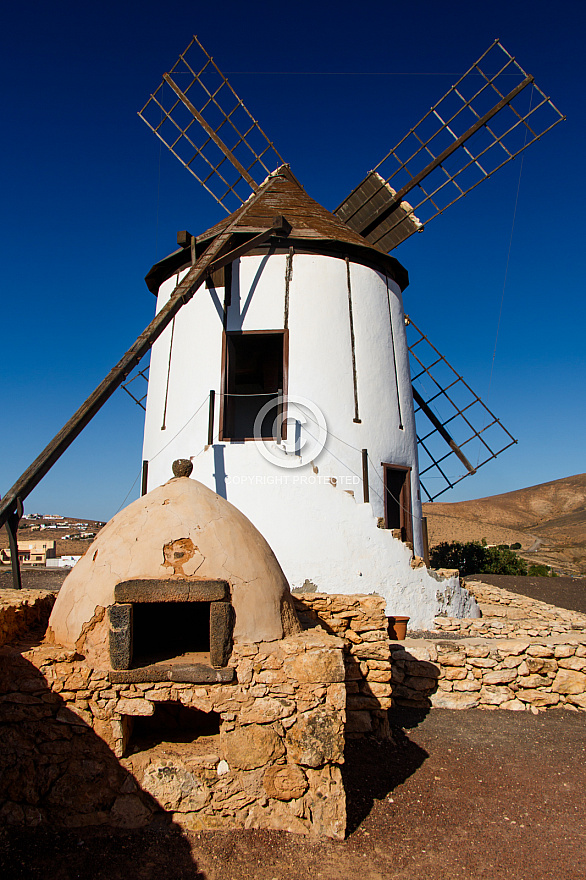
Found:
[49,476,299,657]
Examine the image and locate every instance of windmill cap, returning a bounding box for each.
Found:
[145,166,408,295]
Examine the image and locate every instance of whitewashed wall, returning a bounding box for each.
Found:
[142,251,477,628]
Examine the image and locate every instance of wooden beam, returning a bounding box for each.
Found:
[360,75,534,238]
[163,73,258,192]
[412,388,477,475]
[0,183,286,530]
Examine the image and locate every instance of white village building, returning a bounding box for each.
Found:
[141,168,478,628]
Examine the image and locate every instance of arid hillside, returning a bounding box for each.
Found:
[424,474,586,576]
[0,514,105,562]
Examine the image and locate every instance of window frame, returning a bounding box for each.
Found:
[219,328,289,442]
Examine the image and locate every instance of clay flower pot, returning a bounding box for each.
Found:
[388,615,410,640]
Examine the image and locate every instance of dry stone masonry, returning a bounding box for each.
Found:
[0,589,55,647]
[293,593,393,738]
[433,580,586,640]
[0,623,346,837]
[2,577,584,837]
[394,580,586,712]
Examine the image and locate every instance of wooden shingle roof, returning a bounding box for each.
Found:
[198,166,381,249]
[145,166,408,293]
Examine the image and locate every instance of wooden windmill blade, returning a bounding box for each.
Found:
[138,35,286,214]
[405,316,517,502]
[335,40,565,252]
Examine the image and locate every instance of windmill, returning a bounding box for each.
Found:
[0,38,563,624]
[135,37,563,503]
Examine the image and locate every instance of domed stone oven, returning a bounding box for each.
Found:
[4,464,396,838]
[49,461,301,675]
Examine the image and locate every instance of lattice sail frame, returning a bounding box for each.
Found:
[406,316,517,502]
[121,366,149,411]
[138,36,285,214]
[336,40,565,252]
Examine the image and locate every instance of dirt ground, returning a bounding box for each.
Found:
[1,708,584,880]
[0,568,69,592]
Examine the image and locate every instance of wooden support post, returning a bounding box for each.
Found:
[421,516,430,567]
[362,449,369,503]
[207,390,215,446]
[5,497,23,590]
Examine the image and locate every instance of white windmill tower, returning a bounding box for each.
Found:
[131,38,563,627]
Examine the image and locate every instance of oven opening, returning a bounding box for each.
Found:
[132,601,211,667]
[128,702,221,753]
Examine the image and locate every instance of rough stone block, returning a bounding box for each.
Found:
[482,669,517,686]
[285,706,344,767]
[221,723,285,770]
[431,691,480,709]
[263,764,308,801]
[108,604,132,670]
[516,689,560,707]
[287,648,345,684]
[444,667,467,681]
[141,761,210,812]
[114,579,228,603]
[517,674,550,689]
[527,645,555,658]
[479,685,514,705]
[558,656,586,671]
[552,669,586,694]
[453,680,481,692]
[554,645,576,658]
[209,601,233,667]
[345,710,372,733]
[116,698,154,716]
[239,697,296,724]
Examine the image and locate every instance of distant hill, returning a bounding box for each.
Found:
[423,474,586,576]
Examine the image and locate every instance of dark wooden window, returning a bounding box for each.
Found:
[382,463,413,544]
[221,330,288,440]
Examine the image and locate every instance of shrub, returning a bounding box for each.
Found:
[527,563,558,577]
[429,541,528,577]
[510,542,522,550]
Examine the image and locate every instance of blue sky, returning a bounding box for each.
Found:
[1,0,584,520]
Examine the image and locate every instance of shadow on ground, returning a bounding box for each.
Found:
[0,649,203,879]
[342,729,428,834]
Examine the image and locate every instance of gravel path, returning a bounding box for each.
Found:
[1,708,584,880]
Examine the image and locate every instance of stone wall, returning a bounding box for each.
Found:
[391,636,586,712]
[290,585,585,716]
[433,580,586,639]
[393,581,586,713]
[292,593,392,738]
[0,589,55,647]
[0,628,346,838]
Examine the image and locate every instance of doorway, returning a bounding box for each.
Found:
[382,463,413,544]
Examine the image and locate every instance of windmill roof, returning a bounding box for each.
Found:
[145,166,408,293]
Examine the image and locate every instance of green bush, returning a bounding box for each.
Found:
[527,563,558,577]
[510,542,522,550]
[429,541,528,577]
